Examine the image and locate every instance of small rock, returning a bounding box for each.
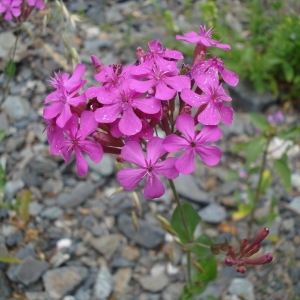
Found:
[291,173,300,191]
[82,215,103,237]
[121,245,140,261]
[93,266,114,300]
[113,268,132,296]
[87,153,115,177]
[138,274,169,292]
[2,96,31,122]
[43,266,88,300]
[8,257,49,285]
[41,207,64,220]
[117,214,164,249]
[228,278,255,300]
[0,269,12,299]
[162,282,184,300]
[89,234,121,260]
[288,196,300,215]
[29,202,44,216]
[4,179,25,199]
[49,252,71,268]
[58,181,96,208]
[199,203,227,224]
[174,174,211,204]
[25,291,48,300]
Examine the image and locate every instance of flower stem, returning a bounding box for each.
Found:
[1,22,22,104]
[248,137,272,237]
[168,179,193,291]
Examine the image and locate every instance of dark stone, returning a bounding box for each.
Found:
[117,214,164,249]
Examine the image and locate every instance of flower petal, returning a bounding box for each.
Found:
[176,147,195,174]
[175,114,195,141]
[144,173,165,199]
[145,137,165,164]
[119,106,142,135]
[195,125,222,143]
[80,140,103,163]
[117,168,146,190]
[155,157,179,179]
[195,145,222,166]
[197,103,221,125]
[75,148,88,177]
[121,141,145,166]
[94,104,121,123]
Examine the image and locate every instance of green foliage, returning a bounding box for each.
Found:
[0,255,21,264]
[4,59,16,78]
[213,1,300,104]
[171,202,201,243]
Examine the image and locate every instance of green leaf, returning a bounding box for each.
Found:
[191,234,214,259]
[248,113,270,130]
[4,59,16,78]
[0,255,21,264]
[0,130,6,143]
[258,169,272,194]
[274,154,291,190]
[245,136,267,167]
[193,256,217,285]
[170,202,201,244]
[232,203,252,221]
[278,126,300,140]
[282,61,294,82]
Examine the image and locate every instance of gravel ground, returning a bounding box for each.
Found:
[0,1,300,300]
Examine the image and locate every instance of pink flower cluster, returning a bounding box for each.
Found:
[43,25,239,199]
[224,227,273,273]
[0,0,44,21]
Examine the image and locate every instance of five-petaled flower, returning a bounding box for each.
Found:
[163,114,222,174]
[117,137,179,199]
[57,111,103,177]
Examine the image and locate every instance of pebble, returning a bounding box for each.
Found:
[228,278,255,300]
[117,214,165,249]
[173,174,211,204]
[288,196,300,215]
[113,267,132,296]
[57,181,96,208]
[0,269,11,300]
[2,95,31,122]
[199,203,227,224]
[89,234,122,260]
[138,273,169,292]
[7,256,49,285]
[41,206,64,220]
[93,266,114,300]
[43,266,88,300]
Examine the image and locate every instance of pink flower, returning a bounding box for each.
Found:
[163,114,222,174]
[224,227,273,273]
[130,59,190,100]
[192,57,239,87]
[59,111,103,176]
[27,0,45,9]
[117,137,179,199]
[181,81,233,125]
[43,63,87,128]
[0,0,22,21]
[43,118,64,155]
[176,25,231,50]
[94,83,161,136]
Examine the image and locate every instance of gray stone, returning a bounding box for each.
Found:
[15,257,49,285]
[5,230,24,248]
[0,113,8,131]
[291,173,300,191]
[216,180,240,196]
[162,282,184,300]
[58,181,96,208]
[43,266,88,300]
[229,80,275,112]
[0,269,11,299]
[89,234,121,260]
[288,196,300,215]
[117,214,164,249]
[41,207,64,220]
[228,278,255,300]
[93,266,114,300]
[74,289,91,300]
[25,291,48,300]
[173,174,211,204]
[82,215,103,237]
[29,202,44,216]
[87,154,115,177]
[2,95,31,122]
[199,203,227,224]
[138,274,169,292]
[28,155,58,174]
[4,179,25,199]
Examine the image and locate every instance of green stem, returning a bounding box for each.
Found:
[168,179,193,291]
[1,22,22,104]
[248,137,272,237]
